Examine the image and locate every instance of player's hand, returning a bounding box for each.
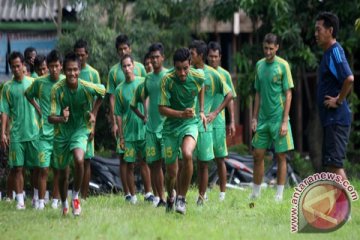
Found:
[119,137,125,150]
[324,95,338,109]
[62,106,69,122]
[206,111,217,123]
[112,124,118,138]
[251,118,257,132]
[228,122,236,137]
[88,128,95,141]
[1,133,8,149]
[200,112,207,131]
[181,108,195,118]
[279,121,288,137]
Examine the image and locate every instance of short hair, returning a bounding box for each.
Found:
[63,52,80,70]
[143,52,151,63]
[8,51,24,65]
[74,39,89,53]
[115,34,131,50]
[207,41,222,55]
[24,47,36,59]
[316,12,339,38]
[47,50,63,65]
[189,40,207,61]
[121,54,134,67]
[263,33,278,45]
[148,42,164,55]
[34,54,47,70]
[173,48,191,65]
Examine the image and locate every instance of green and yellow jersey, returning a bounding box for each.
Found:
[79,64,101,84]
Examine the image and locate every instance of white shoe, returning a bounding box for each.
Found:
[153,196,160,207]
[32,198,39,209]
[51,200,59,209]
[175,197,186,214]
[38,202,45,210]
[130,195,137,205]
[219,192,225,201]
[274,195,283,203]
[16,203,26,210]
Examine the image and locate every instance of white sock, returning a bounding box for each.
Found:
[219,192,225,198]
[276,185,285,197]
[39,199,45,207]
[145,192,153,198]
[62,200,69,209]
[72,191,79,200]
[252,184,261,196]
[16,193,24,205]
[33,188,39,200]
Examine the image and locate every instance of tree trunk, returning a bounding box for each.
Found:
[57,0,63,37]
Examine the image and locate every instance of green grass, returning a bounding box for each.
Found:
[0,182,359,240]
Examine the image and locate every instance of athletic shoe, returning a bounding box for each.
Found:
[153,196,160,207]
[124,194,131,202]
[219,192,226,201]
[51,200,59,209]
[32,198,39,209]
[38,202,45,210]
[165,190,176,212]
[175,197,186,214]
[274,195,283,203]
[72,199,81,216]
[196,195,205,206]
[16,203,26,210]
[144,194,155,202]
[130,195,137,205]
[62,207,69,216]
[156,199,166,208]
[5,197,12,202]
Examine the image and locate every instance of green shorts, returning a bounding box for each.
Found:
[124,140,146,163]
[38,139,53,168]
[53,130,88,169]
[116,137,125,155]
[252,120,294,153]
[8,140,39,168]
[145,131,163,164]
[194,131,214,161]
[85,138,94,159]
[212,128,228,158]
[163,124,198,165]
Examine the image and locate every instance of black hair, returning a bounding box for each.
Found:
[316,12,339,38]
[121,54,134,67]
[8,51,25,65]
[144,52,151,63]
[34,54,47,70]
[173,48,191,65]
[189,40,207,61]
[115,34,131,50]
[148,42,164,55]
[207,41,222,55]
[74,39,89,53]
[263,33,279,45]
[63,52,80,70]
[46,50,63,65]
[24,47,37,59]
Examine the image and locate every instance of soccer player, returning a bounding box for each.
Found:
[207,41,237,201]
[315,12,354,180]
[74,39,101,199]
[189,40,233,205]
[34,54,49,77]
[159,47,206,214]
[250,33,294,202]
[107,34,146,200]
[114,54,152,204]
[25,50,65,210]
[24,47,38,78]
[131,43,167,207]
[48,52,105,216]
[144,52,153,73]
[0,51,40,210]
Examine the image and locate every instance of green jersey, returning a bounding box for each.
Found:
[132,68,168,133]
[31,72,38,78]
[0,76,39,142]
[25,74,65,140]
[196,65,231,132]
[212,66,237,129]
[79,64,101,84]
[114,76,145,141]
[50,79,105,139]
[159,67,205,134]
[107,61,146,94]
[254,56,294,122]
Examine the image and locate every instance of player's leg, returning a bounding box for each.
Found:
[213,128,228,200]
[51,168,60,208]
[163,133,178,212]
[35,140,50,210]
[72,148,85,215]
[9,142,25,209]
[59,166,70,215]
[124,141,137,204]
[81,140,94,199]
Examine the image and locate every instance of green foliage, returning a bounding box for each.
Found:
[228,143,250,155]
[289,152,314,179]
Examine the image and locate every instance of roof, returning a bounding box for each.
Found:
[0,0,69,22]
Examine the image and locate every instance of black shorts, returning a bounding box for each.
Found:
[322,124,350,168]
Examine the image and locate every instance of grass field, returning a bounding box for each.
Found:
[0,181,359,240]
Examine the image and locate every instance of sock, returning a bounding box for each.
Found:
[16,193,24,205]
[276,185,285,197]
[154,196,160,203]
[39,199,45,208]
[145,192,153,198]
[62,200,69,209]
[252,184,261,196]
[219,192,226,198]
[72,191,79,200]
[33,188,39,200]
[53,198,59,204]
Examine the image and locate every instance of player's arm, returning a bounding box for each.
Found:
[280,89,292,136]
[324,75,354,108]
[207,92,233,123]
[25,82,42,117]
[116,116,124,149]
[1,113,9,148]
[227,99,236,136]
[48,88,69,124]
[198,85,206,131]
[252,92,260,132]
[48,107,69,124]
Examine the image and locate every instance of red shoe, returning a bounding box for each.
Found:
[72,199,81,216]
